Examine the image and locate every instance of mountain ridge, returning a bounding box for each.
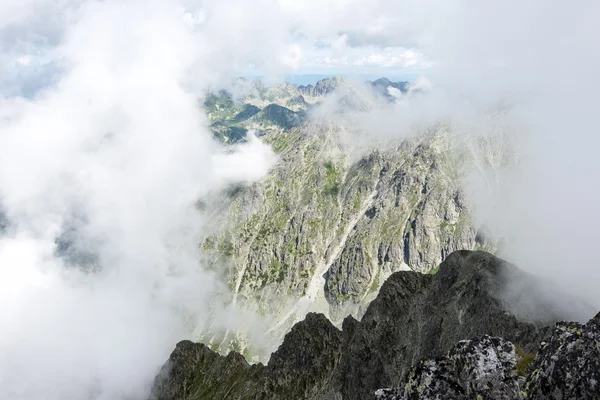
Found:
[150,250,597,400]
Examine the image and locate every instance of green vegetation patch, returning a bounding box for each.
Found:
[427,265,441,275]
[515,346,536,377]
[323,160,340,196]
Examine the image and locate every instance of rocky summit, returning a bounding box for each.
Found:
[149,251,598,400]
[375,335,523,400]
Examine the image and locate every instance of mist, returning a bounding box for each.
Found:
[427,1,600,307]
[0,1,281,399]
[1,0,600,399]
[307,1,600,308]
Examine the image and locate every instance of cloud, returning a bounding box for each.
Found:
[0,1,278,399]
[296,0,600,311]
[302,46,428,75]
[421,1,600,307]
[352,49,426,68]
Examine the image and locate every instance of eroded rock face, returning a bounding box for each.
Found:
[524,312,600,399]
[199,79,519,354]
[206,129,484,334]
[375,336,522,400]
[151,251,596,400]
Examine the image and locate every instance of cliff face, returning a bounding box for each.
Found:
[150,251,597,400]
[200,79,512,348]
[209,128,483,322]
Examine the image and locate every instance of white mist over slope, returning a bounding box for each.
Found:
[0,1,282,399]
[1,0,600,399]
[308,1,600,307]
[426,2,600,306]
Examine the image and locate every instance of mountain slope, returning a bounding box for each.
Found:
[246,104,307,130]
[197,77,520,357]
[201,125,488,335]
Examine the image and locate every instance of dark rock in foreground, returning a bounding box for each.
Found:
[524,311,600,399]
[376,312,600,399]
[150,251,597,400]
[375,335,522,400]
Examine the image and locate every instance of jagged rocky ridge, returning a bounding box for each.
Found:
[150,250,597,400]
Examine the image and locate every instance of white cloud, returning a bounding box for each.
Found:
[352,49,426,68]
[301,44,429,74]
[282,43,303,70]
[0,1,278,399]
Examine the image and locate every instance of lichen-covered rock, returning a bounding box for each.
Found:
[374,335,522,400]
[524,312,600,399]
[375,311,600,400]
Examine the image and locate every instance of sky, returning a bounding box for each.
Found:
[1,1,600,399]
[0,0,432,98]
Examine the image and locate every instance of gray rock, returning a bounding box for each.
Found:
[524,312,600,399]
[203,128,485,342]
[374,335,522,400]
[298,77,346,97]
[376,311,600,400]
[334,250,569,400]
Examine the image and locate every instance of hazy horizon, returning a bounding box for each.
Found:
[239,73,421,86]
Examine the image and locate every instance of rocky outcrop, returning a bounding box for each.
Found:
[376,311,600,400]
[375,335,522,400]
[331,250,582,399]
[286,95,308,111]
[150,340,253,400]
[524,311,600,399]
[151,251,596,400]
[298,77,346,97]
[247,104,307,130]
